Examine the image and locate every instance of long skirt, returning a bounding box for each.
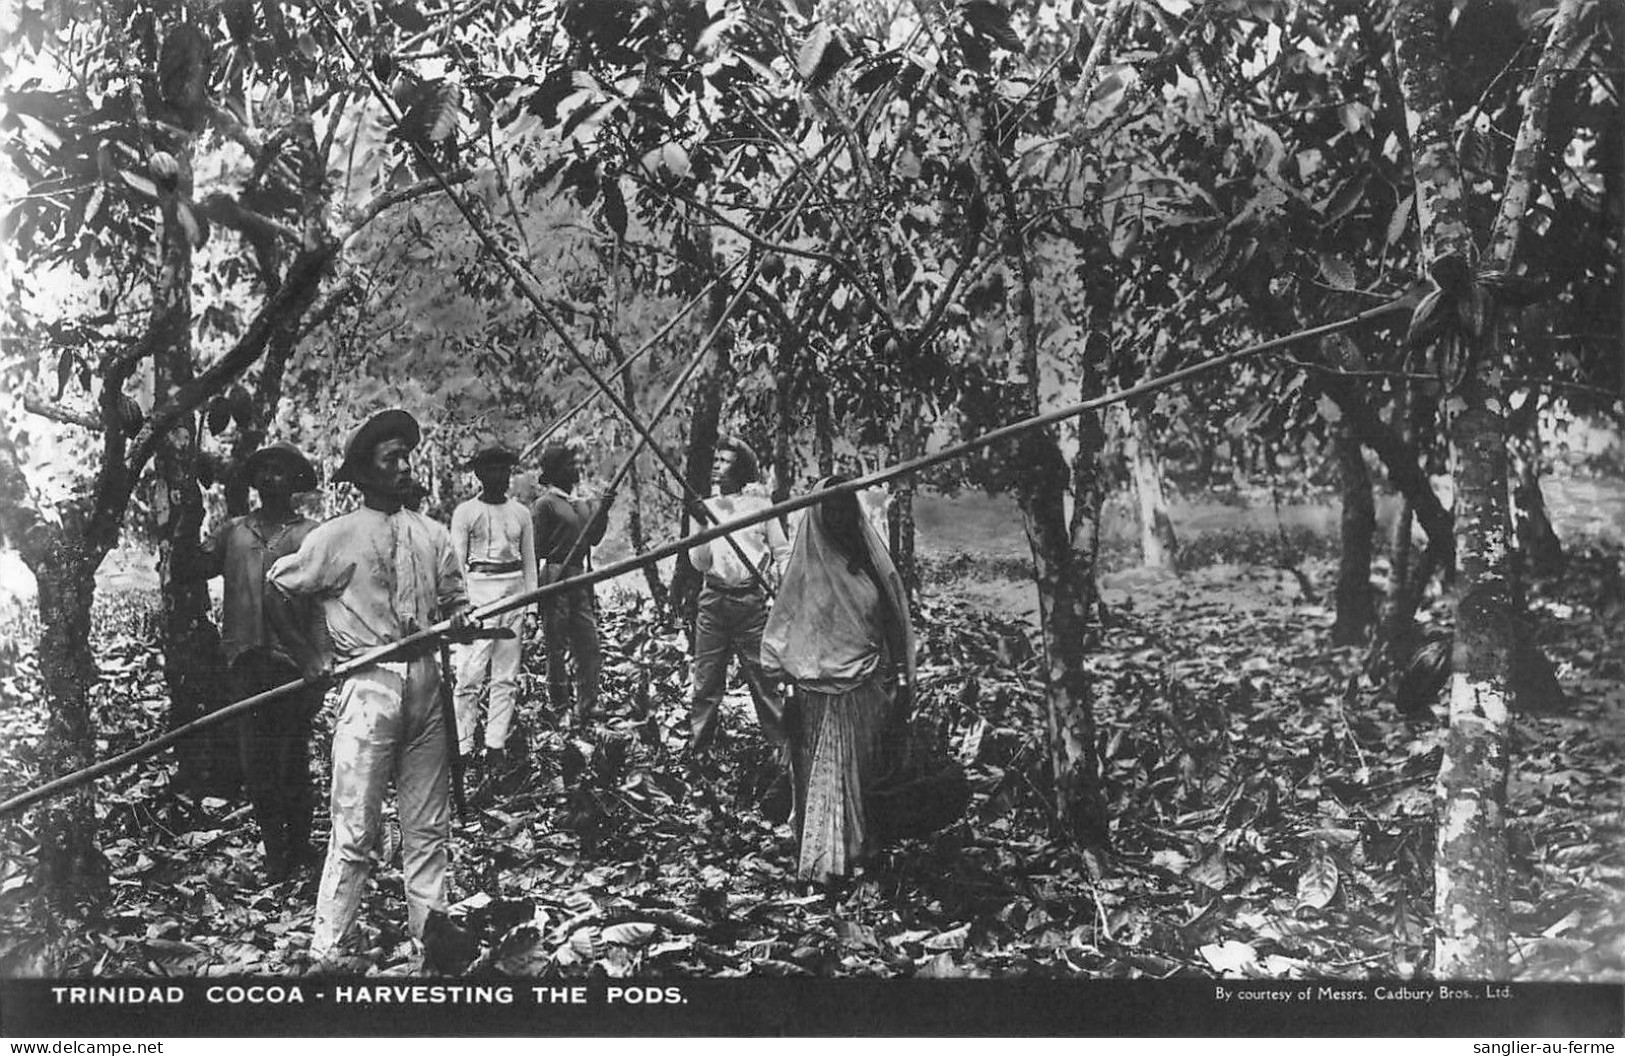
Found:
[788,678,890,882]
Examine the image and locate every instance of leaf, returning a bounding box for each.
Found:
[915,951,964,978]
[568,926,604,959]
[601,922,657,947]
[796,23,850,90]
[1320,173,1367,224]
[382,0,430,33]
[853,58,899,97]
[835,920,878,949]
[54,349,73,401]
[1317,252,1355,290]
[1199,940,1258,974]
[1385,192,1413,248]
[922,923,969,950]
[117,170,160,200]
[961,0,1023,53]
[1296,855,1339,910]
[1315,394,1342,424]
[1404,287,1447,348]
[401,80,462,144]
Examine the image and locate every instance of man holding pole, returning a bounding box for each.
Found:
[198,442,325,883]
[530,442,614,725]
[450,446,535,777]
[268,409,474,973]
[685,437,788,754]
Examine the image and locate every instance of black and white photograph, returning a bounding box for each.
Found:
[0,0,1622,1040]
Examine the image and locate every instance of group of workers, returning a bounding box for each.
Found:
[203,408,913,974]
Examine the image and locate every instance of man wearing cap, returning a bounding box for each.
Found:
[530,442,614,723]
[198,442,325,883]
[685,437,788,753]
[450,446,536,773]
[268,409,473,972]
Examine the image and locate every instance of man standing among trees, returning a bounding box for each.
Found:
[197,442,325,884]
[531,442,614,725]
[450,446,536,777]
[268,410,474,973]
[685,437,788,756]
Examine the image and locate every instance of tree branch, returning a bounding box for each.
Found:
[1487,0,1585,270]
[342,169,474,242]
[23,396,102,431]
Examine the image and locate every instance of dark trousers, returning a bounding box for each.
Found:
[542,585,601,718]
[231,650,323,878]
[689,585,785,750]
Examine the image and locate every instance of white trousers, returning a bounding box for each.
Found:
[453,572,527,753]
[311,657,449,959]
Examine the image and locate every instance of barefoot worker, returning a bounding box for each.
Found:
[268,409,474,972]
[685,436,788,755]
[450,445,536,777]
[198,442,325,883]
[530,441,615,725]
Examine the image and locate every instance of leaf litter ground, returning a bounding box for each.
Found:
[1,546,1622,981]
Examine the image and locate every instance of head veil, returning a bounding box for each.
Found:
[760,477,915,696]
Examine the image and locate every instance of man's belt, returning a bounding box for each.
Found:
[704,577,762,596]
[469,560,524,574]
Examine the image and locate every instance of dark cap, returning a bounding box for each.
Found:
[333,409,421,485]
[245,442,320,493]
[466,445,519,472]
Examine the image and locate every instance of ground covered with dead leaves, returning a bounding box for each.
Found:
[1,540,1622,982]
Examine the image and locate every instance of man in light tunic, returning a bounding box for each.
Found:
[685,436,789,754]
[449,445,536,775]
[268,409,472,972]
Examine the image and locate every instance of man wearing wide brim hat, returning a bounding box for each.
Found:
[449,444,536,778]
[198,440,324,882]
[268,409,474,973]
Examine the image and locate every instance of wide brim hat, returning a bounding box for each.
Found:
[332,409,421,485]
[466,445,520,472]
[245,442,320,493]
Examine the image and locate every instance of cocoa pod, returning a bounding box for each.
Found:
[149,151,180,190]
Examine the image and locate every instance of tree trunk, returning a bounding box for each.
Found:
[150,160,234,798]
[619,362,666,608]
[29,541,110,913]
[814,384,835,478]
[886,391,922,599]
[773,322,798,505]
[1119,404,1178,570]
[670,242,729,626]
[1332,425,1376,645]
[987,135,1109,855]
[1390,0,1582,978]
[1013,433,1109,851]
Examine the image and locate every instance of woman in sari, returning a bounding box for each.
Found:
[760,477,915,882]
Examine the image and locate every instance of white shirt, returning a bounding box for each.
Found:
[451,497,537,590]
[687,489,790,587]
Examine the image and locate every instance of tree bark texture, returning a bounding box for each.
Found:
[151,160,235,797]
[1118,404,1178,570]
[670,248,729,627]
[1391,0,1581,978]
[886,391,922,600]
[619,358,666,608]
[989,145,1108,852]
[1332,425,1376,646]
